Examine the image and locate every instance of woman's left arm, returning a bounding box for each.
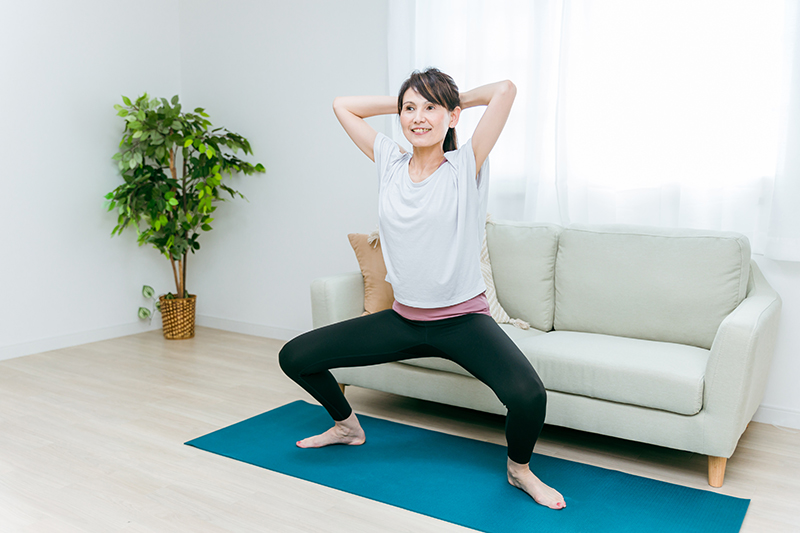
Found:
[459,80,517,171]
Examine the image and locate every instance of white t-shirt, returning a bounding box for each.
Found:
[374,132,490,308]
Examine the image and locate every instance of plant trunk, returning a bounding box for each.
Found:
[182,252,188,297]
[169,148,177,180]
[167,147,187,298]
[169,253,180,296]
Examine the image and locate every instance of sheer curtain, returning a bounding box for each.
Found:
[388,0,800,260]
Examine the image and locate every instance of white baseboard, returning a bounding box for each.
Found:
[0,316,299,363]
[0,320,162,362]
[752,403,800,430]
[195,315,303,342]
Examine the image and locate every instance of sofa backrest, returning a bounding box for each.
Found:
[554,224,751,349]
[486,220,561,332]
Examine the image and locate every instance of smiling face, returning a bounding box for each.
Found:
[400,88,460,150]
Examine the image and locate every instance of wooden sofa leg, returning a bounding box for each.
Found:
[338,383,346,395]
[708,456,727,488]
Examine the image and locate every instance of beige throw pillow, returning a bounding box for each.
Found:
[348,232,395,315]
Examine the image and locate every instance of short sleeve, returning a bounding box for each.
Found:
[374,132,403,185]
[448,138,490,191]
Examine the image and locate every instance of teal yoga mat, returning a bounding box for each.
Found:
[186,401,749,533]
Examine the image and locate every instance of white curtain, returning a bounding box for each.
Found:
[388,0,800,260]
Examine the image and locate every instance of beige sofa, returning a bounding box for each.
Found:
[311,221,782,487]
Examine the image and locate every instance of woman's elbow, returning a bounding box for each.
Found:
[500,80,517,98]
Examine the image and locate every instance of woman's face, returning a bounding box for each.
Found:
[399,89,459,150]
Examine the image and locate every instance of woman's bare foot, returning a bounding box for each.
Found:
[507,458,566,509]
[296,411,366,448]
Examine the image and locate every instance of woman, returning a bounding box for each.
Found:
[279,68,565,510]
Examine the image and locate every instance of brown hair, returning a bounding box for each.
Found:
[397,68,460,152]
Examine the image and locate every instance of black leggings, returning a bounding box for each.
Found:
[278,309,546,464]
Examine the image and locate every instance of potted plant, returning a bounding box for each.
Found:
[105,94,265,339]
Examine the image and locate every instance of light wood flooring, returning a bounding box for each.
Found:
[1,327,798,532]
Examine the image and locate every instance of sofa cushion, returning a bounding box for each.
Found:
[487,221,561,332]
[520,331,708,415]
[399,324,545,375]
[554,224,750,349]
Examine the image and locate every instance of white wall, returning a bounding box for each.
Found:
[1,0,798,429]
[179,0,390,338]
[752,257,800,427]
[0,0,182,359]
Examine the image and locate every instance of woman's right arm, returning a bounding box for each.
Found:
[332,96,397,162]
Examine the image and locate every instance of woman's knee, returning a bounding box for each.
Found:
[278,338,304,377]
[505,371,547,414]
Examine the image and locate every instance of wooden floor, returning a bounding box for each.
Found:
[1,327,798,532]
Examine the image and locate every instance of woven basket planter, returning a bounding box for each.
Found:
[159,294,196,340]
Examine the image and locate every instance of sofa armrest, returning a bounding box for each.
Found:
[702,261,782,457]
[311,271,365,329]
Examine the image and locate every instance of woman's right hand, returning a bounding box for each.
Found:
[332,95,397,161]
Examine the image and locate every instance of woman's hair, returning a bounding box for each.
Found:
[397,68,460,152]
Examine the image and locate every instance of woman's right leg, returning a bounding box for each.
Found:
[278,309,423,422]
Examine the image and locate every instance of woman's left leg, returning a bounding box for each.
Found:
[426,313,546,463]
[426,313,565,509]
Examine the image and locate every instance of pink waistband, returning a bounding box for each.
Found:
[392,292,491,321]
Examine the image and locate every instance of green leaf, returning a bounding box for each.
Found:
[112,152,122,161]
[117,109,129,117]
[129,159,137,169]
[171,95,179,105]
[142,285,155,299]
[255,163,265,172]
[201,224,212,231]
[198,190,204,199]
[138,307,151,319]
[132,130,143,139]
[184,138,193,148]
[123,95,132,106]
[168,198,179,206]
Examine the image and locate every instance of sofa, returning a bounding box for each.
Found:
[311,221,782,487]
